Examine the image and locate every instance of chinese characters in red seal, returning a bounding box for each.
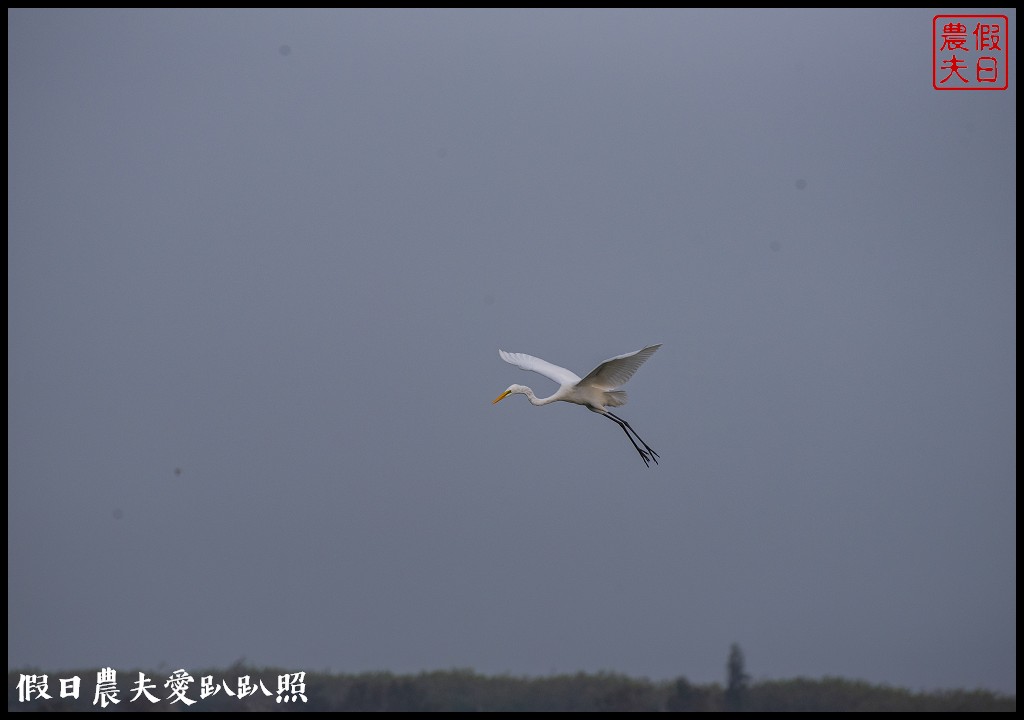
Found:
[933,15,1009,90]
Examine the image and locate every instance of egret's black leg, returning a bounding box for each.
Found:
[601,412,657,467]
[606,411,660,466]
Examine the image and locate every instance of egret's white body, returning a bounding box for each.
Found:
[493,344,662,466]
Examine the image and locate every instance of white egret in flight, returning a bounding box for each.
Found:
[493,344,662,467]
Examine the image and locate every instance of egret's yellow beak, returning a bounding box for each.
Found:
[492,389,512,404]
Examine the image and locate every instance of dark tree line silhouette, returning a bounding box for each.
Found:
[9,645,1015,712]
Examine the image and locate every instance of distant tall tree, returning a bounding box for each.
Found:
[725,643,750,711]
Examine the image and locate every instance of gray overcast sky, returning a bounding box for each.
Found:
[8,9,1016,695]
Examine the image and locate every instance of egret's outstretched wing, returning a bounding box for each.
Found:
[498,350,582,386]
[578,344,661,390]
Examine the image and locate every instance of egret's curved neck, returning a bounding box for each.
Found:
[521,386,557,406]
